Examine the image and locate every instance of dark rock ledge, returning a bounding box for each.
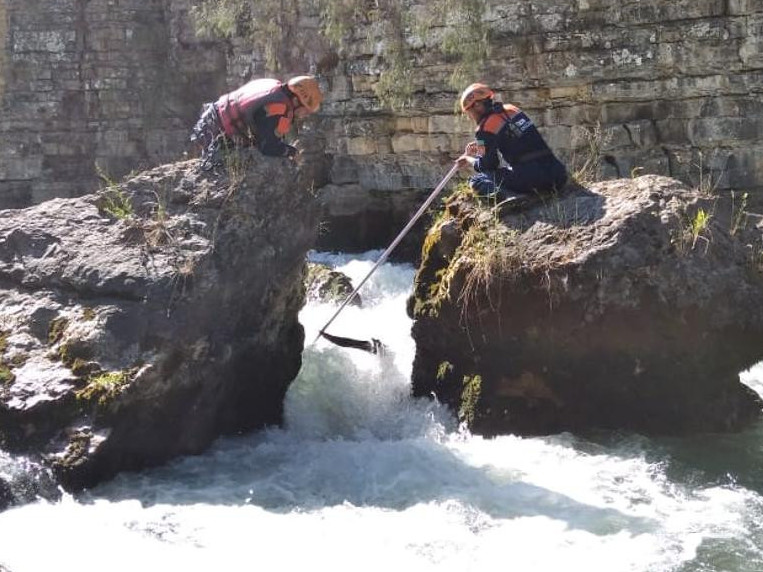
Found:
[409,175,763,436]
[0,153,319,498]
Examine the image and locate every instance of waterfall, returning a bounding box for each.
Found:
[0,253,761,572]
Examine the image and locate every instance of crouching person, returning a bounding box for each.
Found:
[456,83,567,201]
[191,75,323,170]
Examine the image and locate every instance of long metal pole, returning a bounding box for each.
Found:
[313,162,459,344]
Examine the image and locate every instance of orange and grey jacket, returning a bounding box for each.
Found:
[215,78,297,157]
[473,102,556,172]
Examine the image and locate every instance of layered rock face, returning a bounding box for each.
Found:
[0,153,319,491]
[409,175,763,435]
[2,0,762,251]
[0,0,228,207]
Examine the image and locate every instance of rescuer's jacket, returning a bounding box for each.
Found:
[214,78,298,158]
[472,102,555,173]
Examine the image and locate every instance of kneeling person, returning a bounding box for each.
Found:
[456,83,567,200]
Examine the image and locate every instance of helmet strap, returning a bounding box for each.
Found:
[477,99,493,118]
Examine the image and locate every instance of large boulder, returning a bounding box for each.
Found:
[409,175,763,436]
[0,152,319,492]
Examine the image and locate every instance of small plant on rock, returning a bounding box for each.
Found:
[436,360,454,381]
[570,123,607,186]
[459,373,482,427]
[0,331,16,387]
[48,317,69,345]
[672,206,714,255]
[691,149,726,196]
[95,163,134,220]
[141,189,174,249]
[99,188,133,220]
[730,191,749,236]
[690,208,712,252]
[76,370,131,406]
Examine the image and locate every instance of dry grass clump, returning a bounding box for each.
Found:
[450,209,525,313]
[424,184,527,317]
[424,180,601,321]
[569,123,608,186]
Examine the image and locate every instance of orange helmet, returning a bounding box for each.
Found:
[460,83,494,112]
[287,75,323,113]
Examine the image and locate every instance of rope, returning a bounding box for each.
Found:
[314,162,460,345]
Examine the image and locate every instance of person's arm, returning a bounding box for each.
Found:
[456,139,486,170]
[254,104,298,157]
[258,133,298,157]
[456,153,477,170]
[473,131,500,172]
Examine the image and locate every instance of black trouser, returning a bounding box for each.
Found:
[190,103,222,150]
[191,104,234,170]
[469,157,568,199]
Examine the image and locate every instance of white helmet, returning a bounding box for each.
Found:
[287,75,323,113]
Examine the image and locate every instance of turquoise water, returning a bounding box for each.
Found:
[0,253,761,572]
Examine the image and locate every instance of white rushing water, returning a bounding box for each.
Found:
[1,252,762,572]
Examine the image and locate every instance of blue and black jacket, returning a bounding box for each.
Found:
[473,102,557,172]
[469,101,567,195]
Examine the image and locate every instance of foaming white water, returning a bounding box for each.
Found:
[1,254,762,572]
[741,361,763,397]
[290,250,443,440]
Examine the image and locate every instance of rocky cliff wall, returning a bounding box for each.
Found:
[308,0,763,206]
[0,0,228,208]
[1,0,762,215]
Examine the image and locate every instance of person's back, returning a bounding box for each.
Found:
[214,78,289,143]
[478,102,553,166]
[191,75,323,169]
